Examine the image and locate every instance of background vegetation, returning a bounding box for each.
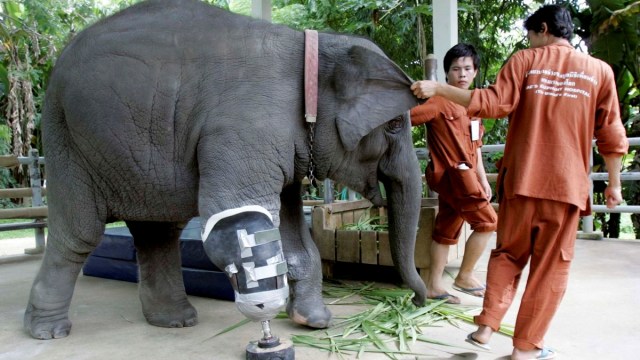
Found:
[0,0,638,236]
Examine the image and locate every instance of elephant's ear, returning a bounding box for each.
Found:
[334,45,419,151]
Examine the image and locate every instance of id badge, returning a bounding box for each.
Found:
[470,120,480,141]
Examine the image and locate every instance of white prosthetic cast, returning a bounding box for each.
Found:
[202,206,289,322]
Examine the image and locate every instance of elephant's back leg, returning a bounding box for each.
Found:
[127,220,198,328]
[24,148,109,339]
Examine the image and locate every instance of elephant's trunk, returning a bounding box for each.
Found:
[384,170,427,306]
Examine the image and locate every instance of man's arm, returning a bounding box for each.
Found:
[603,154,624,209]
[410,80,473,107]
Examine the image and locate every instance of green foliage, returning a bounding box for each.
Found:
[457,0,530,87]
[0,124,16,208]
[1,0,637,229]
[228,0,251,14]
[341,208,388,231]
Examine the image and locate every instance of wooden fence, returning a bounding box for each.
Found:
[0,149,47,254]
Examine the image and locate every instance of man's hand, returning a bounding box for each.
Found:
[604,185,623,209]
[481,178,492,201]
[411,80,438,99]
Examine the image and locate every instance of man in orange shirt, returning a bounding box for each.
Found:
[411,5,627,360]
[410,44,497,304]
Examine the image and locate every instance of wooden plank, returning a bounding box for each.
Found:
[319,230,337,261]
[351,209,366,226]
[0,155,19,168]
[340,211,354,229]
[313,205,336,230]
[312,207,337,261]
[317,199,372,213]
[360,230,378,264]
[0,188,47,199]
[378,231,394,266]
[336,230,359,263]
[0,206,48,219]
[332,212,343,229]
[377,207,387,224]
[414,206,436,268]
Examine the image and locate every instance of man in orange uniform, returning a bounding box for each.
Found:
[410,44,497,304]
[411,5,627,360]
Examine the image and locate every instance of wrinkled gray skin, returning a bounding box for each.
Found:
[24,0,426,340]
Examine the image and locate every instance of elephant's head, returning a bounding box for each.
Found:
[313,39,427,305]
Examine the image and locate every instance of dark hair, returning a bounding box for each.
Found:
[443,43,480,73]
[524,5,573,40]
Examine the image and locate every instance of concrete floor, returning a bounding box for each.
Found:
[1,236,640,360]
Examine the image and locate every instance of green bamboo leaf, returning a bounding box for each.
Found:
[397,323,407,352]
[356,342,365,358]
[210,318,251,338]
[414,334,457,346]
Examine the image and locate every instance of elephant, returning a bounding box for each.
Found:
[24,0,426,340]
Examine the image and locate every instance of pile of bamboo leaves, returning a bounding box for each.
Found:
[213,282,514,359]
[290,282,514,359]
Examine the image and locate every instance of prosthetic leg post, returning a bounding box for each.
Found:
[202,207,295,360]
[245,320,294,359]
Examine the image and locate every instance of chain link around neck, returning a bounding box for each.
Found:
[307,122,317,188]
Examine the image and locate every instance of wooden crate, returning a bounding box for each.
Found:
[311,198,469,284]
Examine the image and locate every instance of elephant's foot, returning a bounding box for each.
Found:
[286,287,332,328]
[24,244,83,340]
[24,303,73,339]
[141,295,198,328]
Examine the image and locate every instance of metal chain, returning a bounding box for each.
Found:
[307,122,317,188]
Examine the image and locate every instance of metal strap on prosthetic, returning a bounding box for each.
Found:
[228,227,288,322]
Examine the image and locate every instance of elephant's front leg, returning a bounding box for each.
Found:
[128,221,198,328]
[280,184,332,328]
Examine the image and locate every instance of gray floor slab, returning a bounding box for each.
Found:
[1,236,639,360]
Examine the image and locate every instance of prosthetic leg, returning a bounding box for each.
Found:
[202,206,294,360]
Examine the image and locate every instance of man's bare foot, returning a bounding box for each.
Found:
[465,326,493,350]
[472,325,493,344]
[512,347,556,360]
[453,276,486,297]
[426,291,461,304]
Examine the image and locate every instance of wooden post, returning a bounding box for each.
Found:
[323,179,333,204]
[251,0,271,21]
[424,54,438,81]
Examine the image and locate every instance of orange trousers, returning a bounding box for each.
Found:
[474,196,580,350]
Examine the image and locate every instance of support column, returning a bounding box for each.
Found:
[432,0,458,82]
[251,0,271,21]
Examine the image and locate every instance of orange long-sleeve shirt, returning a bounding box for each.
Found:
[410,96,484,191]
[468,43,628,212]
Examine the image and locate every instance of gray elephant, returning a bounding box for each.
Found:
[24,0,426,340]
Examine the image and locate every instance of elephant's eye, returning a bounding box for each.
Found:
[386,116,404,133]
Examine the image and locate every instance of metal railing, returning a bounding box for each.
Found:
[2,137,636,256]
[417,138,640,236]
[0,149,47,254]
